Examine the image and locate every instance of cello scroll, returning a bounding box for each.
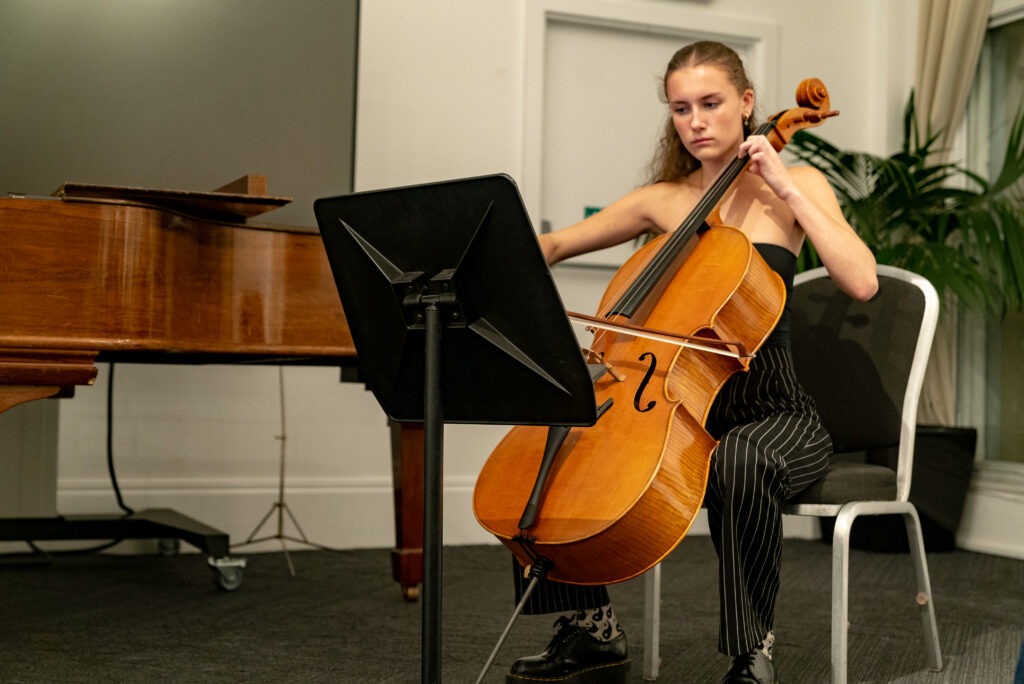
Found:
[766,78,839,149]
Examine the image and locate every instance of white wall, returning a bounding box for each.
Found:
[15,0,921,556]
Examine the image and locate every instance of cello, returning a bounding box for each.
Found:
[473,78,838,586]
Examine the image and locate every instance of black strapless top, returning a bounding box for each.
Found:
[753,243,796,347]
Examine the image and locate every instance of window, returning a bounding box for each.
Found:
[966,7,1024,464]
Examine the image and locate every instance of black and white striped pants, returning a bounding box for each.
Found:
[512,345,832,656]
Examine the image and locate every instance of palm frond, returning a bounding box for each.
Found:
[787,92,1024,319]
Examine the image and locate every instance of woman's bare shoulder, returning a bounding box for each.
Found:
[786,164,832,191]
[631,180,688,201]
[629,179,697,231]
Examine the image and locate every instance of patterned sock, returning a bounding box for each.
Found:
[758,632,775,660]
[568,603,622,642]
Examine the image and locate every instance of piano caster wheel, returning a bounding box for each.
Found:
[157,538,181,556]
[401,584,420,602]
[208,556,247,592]
[212,565,244,591]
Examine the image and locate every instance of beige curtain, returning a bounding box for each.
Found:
[915,0,993,151]
[913,0,992,426]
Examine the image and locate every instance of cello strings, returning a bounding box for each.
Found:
[578,122,774,353]
[611,133,764,312]
[588,152,746,346]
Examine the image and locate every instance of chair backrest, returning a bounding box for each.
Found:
[790,265,939,502]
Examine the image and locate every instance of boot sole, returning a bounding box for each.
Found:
[506,659,630,683]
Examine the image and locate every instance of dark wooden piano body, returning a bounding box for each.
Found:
[0,181,423,594]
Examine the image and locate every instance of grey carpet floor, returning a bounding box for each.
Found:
[1,536,1021,683]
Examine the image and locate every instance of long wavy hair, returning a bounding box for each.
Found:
[647,41,758,184]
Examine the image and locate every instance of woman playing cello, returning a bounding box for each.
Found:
[502,40,877,684]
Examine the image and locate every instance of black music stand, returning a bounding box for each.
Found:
[315,174,597,684]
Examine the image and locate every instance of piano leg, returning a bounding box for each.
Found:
[389,420,424,601]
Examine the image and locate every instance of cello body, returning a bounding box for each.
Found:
[473,78,837,586]
[473,226,785,584]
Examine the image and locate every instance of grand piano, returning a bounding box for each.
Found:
[0,176,424,593]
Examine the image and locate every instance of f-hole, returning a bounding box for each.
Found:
[634,352,657,413]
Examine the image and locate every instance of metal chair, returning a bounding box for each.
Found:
[642,264,943,683]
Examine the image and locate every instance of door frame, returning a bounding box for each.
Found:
[520,0,779,225]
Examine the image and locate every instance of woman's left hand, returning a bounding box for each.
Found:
[739,135,796,200]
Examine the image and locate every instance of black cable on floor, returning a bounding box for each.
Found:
[106,362,134,516]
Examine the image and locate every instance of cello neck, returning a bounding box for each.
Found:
[607,121,775,319]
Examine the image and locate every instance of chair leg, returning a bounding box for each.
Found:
[643,562,661,680]
[832,508,855,684]
[901,507,944,672]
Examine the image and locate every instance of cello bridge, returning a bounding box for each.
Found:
[582,348,626,382]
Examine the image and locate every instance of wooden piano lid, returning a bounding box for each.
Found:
[2,173,355,368]
[54,174,292,224]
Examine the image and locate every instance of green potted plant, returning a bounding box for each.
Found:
[787,94,1024,550]
[789,93,1024,314]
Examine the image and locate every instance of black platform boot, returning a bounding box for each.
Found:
[721,647,779,684]
[507,615,629,683]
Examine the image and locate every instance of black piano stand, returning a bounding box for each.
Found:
[0,508,247,590]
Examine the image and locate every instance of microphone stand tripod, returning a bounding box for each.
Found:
[232,367,336,575]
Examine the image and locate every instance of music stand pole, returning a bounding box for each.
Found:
[422,301,443,683]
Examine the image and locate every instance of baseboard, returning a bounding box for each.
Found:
[957,465,1024,560]
[43,474,497,554]
[9,476,824,557]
